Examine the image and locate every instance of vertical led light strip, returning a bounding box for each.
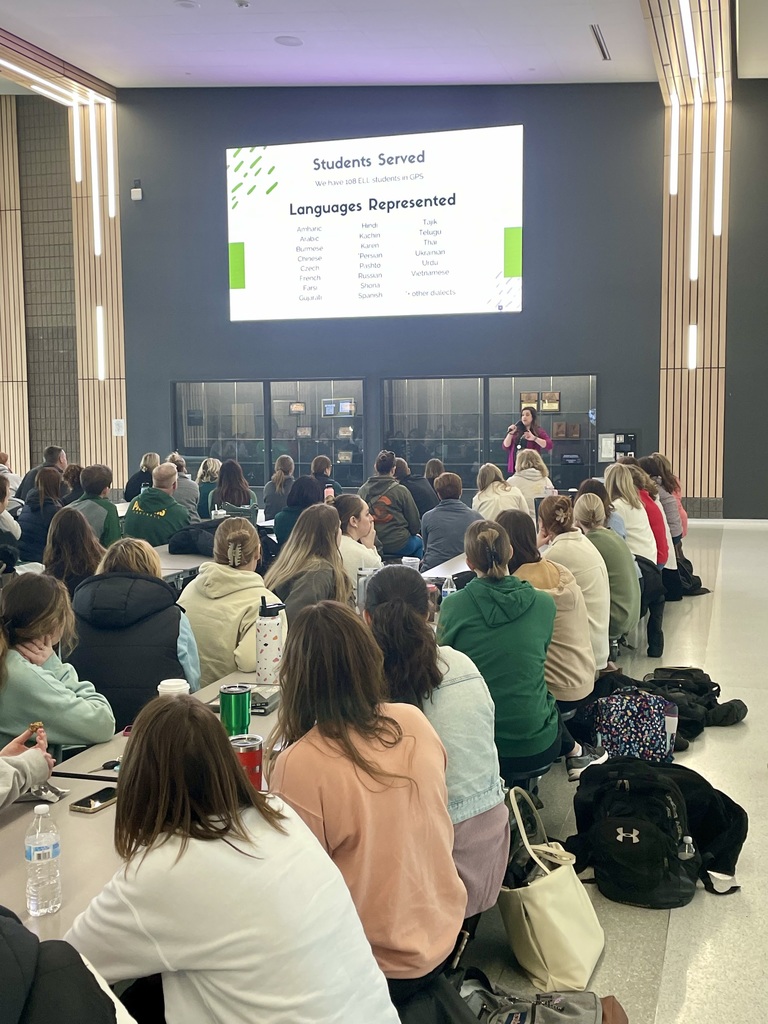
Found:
[96,306,106,381]
[104,99,116,218]
[687,324,698,370]
[713,77,725,236]
[679,0,699,80]
[72,96,82,183]
[669,92,680,196]
[88,93,102,257]
[690,89,702,280]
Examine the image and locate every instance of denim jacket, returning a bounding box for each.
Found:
[421,646,505,825]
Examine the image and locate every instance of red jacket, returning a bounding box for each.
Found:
[638,489,668,566]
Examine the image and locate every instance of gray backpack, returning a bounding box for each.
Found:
[461,972,603,1023]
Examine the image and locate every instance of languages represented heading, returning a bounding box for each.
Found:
[289,193,456,219]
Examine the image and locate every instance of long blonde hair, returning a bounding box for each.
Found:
[264,503,351,603]
[604,462,642,510]
[515,449,549,477]
[476,463,511,492]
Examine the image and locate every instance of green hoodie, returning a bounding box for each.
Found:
[437,575,558,759]
[357,475,421,555]
[123,487,190,547]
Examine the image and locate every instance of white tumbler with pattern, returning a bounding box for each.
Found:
[254,595,285,688]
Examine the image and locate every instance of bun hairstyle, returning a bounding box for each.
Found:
[573,493,606,531]
[332,493,366,534]
[464,520,511,579]
[539,495,573,536]
[374,450,396,475]
[271,455,295,495]
[213,517,260,569]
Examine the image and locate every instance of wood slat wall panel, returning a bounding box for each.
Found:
[0,29,115,100]
[0,95,29,473]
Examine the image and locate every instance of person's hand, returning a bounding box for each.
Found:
[537,526,549,549]
[523,430,535,441]
[13,634,56,666]
[360,528,377,550]
[507,424,517,434]
[0,727,55,773]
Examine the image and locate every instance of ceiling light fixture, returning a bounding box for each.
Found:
[88,93,102,257]
[589,25,611,62]
[669,92,680,196]
[713,77,725,237]
[72,94,83,183]
[173,0,200,7]
[0,57,72,97]
[30,85,73,106]
[689,88,702,281]
[275,35,303,46]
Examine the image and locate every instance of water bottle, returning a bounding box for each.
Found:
[441,574,457,601]
[25,804,62,916]
[678,835,696,861]
[254,595,285,687]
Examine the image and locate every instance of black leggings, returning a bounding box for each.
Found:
[497,713,577,786]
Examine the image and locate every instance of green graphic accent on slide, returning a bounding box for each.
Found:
[229,242,245,290]
[504,227,523,278]
[227,146,279,211]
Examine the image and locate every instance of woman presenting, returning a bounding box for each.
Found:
[502,406,553,475]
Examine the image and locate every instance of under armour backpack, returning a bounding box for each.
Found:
[565,759,701,909]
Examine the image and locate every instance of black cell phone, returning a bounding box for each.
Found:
[251,685,280,715]
[69,787,118,814]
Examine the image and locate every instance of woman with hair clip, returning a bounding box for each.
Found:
[180,517,287,686]
[43,506,105,598]
[502,405,553,475]
[68,538,200,730]
[437,520,606,784]
[472,463,528,519]
[358,450,422,558]
[17,467,63,563]
[262,454,295,520]
[364,565,508,922]
[195,457,221,519]
[572,493,641,646]
[265,503,352,624]
[207,459,258,514]
[268,601,467,1009]
[66,695,399,1024]
[496,510,596,709]
[0,574,115,752]
[537,495,611,670]
[333,493,382,587]
[123,452,160,501]
[574,478,626,538]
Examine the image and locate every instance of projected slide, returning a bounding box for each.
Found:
[226,125,523,321]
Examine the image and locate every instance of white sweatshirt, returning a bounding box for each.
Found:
[66,801,399,1024]
[546,530,611,669]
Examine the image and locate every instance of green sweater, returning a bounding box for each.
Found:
[585,527,641,639]
[123,487,190,547]
[437,575,558,759]
[70,493,121,547]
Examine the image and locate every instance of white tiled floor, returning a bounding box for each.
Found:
[471,520,761,1023]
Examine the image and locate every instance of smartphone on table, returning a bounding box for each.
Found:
[69,787,118,814]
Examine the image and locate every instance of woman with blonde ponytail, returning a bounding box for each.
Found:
[180,518,287,686]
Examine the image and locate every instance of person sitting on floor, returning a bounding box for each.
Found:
[421,473,483,571]
[123,463,190,548]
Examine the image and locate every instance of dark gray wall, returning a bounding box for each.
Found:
[117,84,663,475]
[724,80,768,518]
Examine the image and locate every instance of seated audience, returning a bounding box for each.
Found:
[333,494,382,588]
[166,453,201,523]
[18,468,63,563]
[365,566,508,920]
[17,445,68,502]
[180,518,287,687]
[575,478,627,538]
[421,473,483,571]
[68,539,200,730]
[653,451,688,539]
[0,574,115,752]
[269,602,467,1008]
[195,457,221,519]
[394,458,438,517]
[604,462,657,561]
[623,462,669,568]
[0,726,54,811]
[497,509,596,708]
[537,496,611,670]
[274,474,324,546]
[425,458,445,492]
[359,450,423,559]
[0,476,20,551]
[638,455,683,545]
[472,463,528,520]
[262,455,295,520]
[69,464,121,547]
[507,449,556,516]
[43,507,104,598]
[123,463,190,547]
[123,451,160,501]
[0,451,21,497]
[437,520,605,784]
[265,504,352,624]
[311,454,342,497]
[60,463,85,505]
[66,696,399,1024]
[208,458,258,514]
[573,493,641,643]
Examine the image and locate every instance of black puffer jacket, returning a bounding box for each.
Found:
[0,906,116,1024]
[68,571,186,730]
[17,491,60,563]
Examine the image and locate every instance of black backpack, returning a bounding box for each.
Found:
[642,668,748,736]
[566,758,748,905]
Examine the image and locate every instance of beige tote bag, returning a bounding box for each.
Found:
[496,788,605,991]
